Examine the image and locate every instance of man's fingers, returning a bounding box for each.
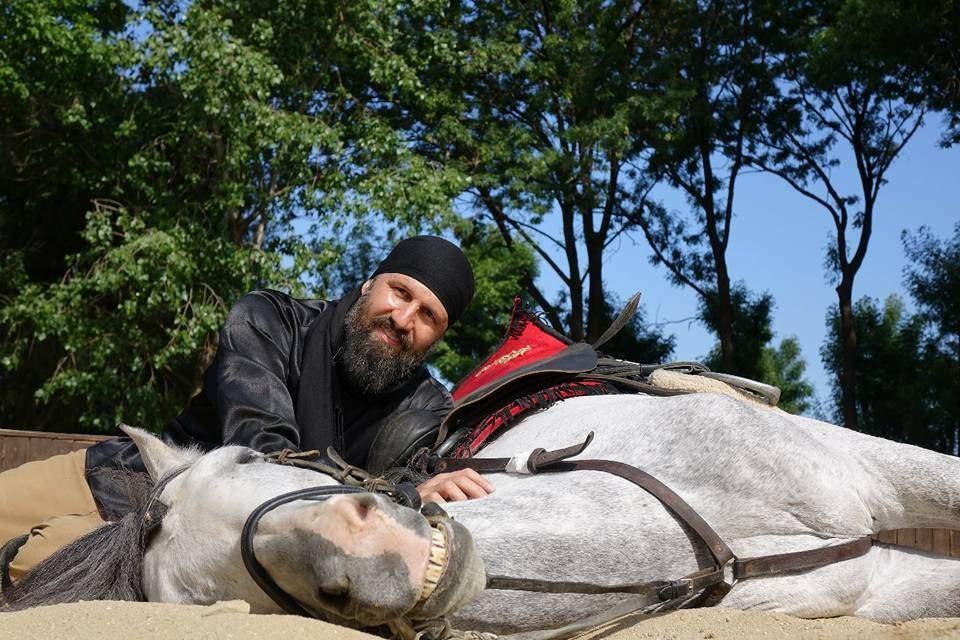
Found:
[460,468,495,493]
[449,476,490,499]
[439,480,469,502]
[415,470,496,504]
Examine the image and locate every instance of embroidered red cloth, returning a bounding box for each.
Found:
[450,298,570,403]
[447,298,618,457]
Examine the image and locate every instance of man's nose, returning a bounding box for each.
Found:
[392,304,416,331]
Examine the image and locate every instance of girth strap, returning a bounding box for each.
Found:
[734,536,873,579]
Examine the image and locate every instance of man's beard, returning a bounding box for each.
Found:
[339,293,433,396]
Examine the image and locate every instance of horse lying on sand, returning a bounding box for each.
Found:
[4,393,960,635]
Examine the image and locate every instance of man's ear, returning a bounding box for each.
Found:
[361,278,374,294]
[121,424,192,482]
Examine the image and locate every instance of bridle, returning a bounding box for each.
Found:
[239,450,432,619]
[146,450,436,622]
[240,483,369,618]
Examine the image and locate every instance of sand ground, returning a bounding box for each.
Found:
[2,601,960,640]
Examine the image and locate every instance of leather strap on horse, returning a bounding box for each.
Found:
[438,432,733,568]
[434,435,874,600]
[733,536,873,579]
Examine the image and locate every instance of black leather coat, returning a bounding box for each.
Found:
[85,288,452,518]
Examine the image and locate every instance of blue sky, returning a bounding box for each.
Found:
[582,120,959,416]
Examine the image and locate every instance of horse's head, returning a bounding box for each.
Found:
[124,427,485,627]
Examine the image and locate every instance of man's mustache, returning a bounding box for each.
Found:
[368,314,414,351]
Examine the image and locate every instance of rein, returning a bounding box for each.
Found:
[434,433,874,615]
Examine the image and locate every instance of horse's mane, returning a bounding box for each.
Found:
[1,469,156,611]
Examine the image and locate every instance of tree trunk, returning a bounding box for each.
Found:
[716,270,736,372]
[585,234,606,344]
[837,275,859,430]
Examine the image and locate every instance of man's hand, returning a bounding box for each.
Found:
[417,468,495,503]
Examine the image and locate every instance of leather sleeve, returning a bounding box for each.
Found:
[205,291,305,452]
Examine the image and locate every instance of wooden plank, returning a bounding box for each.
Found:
[0,429,111,473]
[950,531,960,558]
[875,530,898,544]
[0,436,30,472]
[0,428,111,443]
[33,437,83,459]
[897,528,917,547]
[915,528,934,553]
[932,528,951,557]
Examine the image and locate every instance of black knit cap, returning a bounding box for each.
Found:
[372,236,475,327]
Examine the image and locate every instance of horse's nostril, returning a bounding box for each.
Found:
[355,502,370,521]
[319,574,350,598]
[332,495,378,528]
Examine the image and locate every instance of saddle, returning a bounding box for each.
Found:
[430,295,782,460]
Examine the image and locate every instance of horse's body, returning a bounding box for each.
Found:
[7,393,960,632]
[444,393,960,630]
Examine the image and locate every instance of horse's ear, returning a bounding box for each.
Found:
[121,424,191,482]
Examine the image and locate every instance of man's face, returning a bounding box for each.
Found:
[339,273,449,395]
[360,273,449,353]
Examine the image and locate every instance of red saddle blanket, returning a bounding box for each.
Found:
[441,299,619,458]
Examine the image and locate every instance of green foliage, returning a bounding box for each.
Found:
[702,284,814,414]
[903,224,960,357]
[0,203,295,431]
[0,0,134,285]
[701,285,774,380]
[820,226,959,450]
[1,0,954,436]
[757,337,815,415]
[902,223,960,447]
[821,295,952,451]
[819,0,958,145]
[0,0,466,433]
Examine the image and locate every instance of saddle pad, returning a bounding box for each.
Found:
[450,298,572,403]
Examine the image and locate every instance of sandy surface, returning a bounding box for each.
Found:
[2,601,960,640]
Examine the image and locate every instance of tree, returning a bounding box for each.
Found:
[633,0,791,375]
[837,0,959,145]
[902,224,960,452]
[749,1,926,429]
[701,283,814,413]
[389,1,675,346]
[0,0,133,288]
[822,295,948,451]
[701,284,774,381]
[758,337,815,415]
[0,1,466,432]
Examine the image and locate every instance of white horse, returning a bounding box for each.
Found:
[5,393,960,633]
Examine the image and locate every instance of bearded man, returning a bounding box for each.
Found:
[0,236,491,584]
